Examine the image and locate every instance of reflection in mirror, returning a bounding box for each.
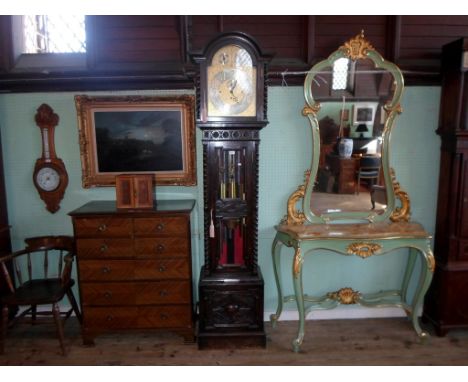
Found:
[310,57,395,217]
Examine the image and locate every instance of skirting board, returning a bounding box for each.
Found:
[264,306,409,321]
[28,305,410,322]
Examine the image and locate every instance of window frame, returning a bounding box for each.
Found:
[10,15,87,73]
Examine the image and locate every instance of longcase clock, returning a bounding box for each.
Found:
[423,38,468,335]
[191,32,273,348]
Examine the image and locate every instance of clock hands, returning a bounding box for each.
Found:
[229,79,239,103]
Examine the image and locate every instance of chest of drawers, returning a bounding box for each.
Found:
[69,200,195,345]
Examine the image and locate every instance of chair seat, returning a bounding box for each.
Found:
[1,278,75,306]
[359,170,380,177]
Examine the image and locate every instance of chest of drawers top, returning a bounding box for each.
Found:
[69,200,195,218]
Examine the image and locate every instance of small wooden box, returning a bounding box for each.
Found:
[115,174,154,209]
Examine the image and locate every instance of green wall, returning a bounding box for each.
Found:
[0,86,441,318]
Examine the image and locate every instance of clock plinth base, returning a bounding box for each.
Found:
[197,267,266,349]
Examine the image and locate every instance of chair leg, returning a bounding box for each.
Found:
[52,303,66,356]
[1,305,8,354]
[66,290,82,325]
[31,305,37,324]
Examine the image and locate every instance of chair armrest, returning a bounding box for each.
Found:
[0,260,15,293]
[61,252,75,285]
[0,249,29,293]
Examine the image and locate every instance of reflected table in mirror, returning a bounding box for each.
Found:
[270,221,434,353]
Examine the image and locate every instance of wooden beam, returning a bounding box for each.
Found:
[306,16,315,65]
[385,15,401,63]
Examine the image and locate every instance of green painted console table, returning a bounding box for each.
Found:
[270,221,434,352]
[270,31,435,352]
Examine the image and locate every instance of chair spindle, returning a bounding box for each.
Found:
[27,251,32,281]
[14,258,23,285]
[58,250,63,276]
[44,249,49,278]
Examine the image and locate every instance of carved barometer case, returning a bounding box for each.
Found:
[191,32,272,348]
[33,104,68,213]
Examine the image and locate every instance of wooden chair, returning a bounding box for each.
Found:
[0,236,82,355]
[355,155,381,195]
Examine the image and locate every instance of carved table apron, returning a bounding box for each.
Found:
[270,221,434,352]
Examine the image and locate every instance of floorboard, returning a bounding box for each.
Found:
[1,317,468,366]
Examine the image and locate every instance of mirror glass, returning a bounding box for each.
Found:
[309,57,396,217]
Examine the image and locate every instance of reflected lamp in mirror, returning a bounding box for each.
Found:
[351,102,377,138]
[355,124,369,138]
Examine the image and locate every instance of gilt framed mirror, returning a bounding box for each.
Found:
[300,31,405,224]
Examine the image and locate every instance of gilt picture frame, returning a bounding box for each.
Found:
[75,95,196,188]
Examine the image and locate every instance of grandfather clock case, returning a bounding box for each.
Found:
[423,38,468,335]
[191,32,272,348]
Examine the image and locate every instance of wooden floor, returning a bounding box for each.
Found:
[1,317,468,365]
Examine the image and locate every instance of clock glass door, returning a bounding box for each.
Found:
[214,146,247,269]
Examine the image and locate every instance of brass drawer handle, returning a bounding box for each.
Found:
[104,291,113,299]
[226,304,240,313]
[159,265,166,273]
[159,289,168,297]
[101,266,111,274]
[156,244,166,253]
[98,224,107,232]
[100,244,108,252]
[156,223,165,231]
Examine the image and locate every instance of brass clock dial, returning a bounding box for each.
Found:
[207,44,257,117]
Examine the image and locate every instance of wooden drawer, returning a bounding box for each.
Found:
[137,306,192,328]
[79,259,190,281]
[136,281,191,305]
[84,307,137,329]
[81,281,191,306]
[81,282,136,306]
[76,238,134,259]
[134,237,188,258]
[133,217,188,237]
[74,217,133,238]
[134,259,190,280]
[78,260,134,281]
[85,305,192,329]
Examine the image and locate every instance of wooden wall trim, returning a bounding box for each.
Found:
[306,16,315,64]
[386,15,401,62]
[179,16,190,65]
[85,15,97,71]
[0,15,13,72]
[1,15,467,92]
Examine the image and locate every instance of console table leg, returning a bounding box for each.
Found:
[292,246,305,352]
[270,236,283,328]
[410,247,434,339]
[401,248,418,306]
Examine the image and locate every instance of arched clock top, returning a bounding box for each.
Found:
[190,32,273,126]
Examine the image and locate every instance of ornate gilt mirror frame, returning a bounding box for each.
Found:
[285,32,409,225]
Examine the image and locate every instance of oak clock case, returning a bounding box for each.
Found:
[423,38,468,335]
[191,32,272,349]
[32,104,68,214]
